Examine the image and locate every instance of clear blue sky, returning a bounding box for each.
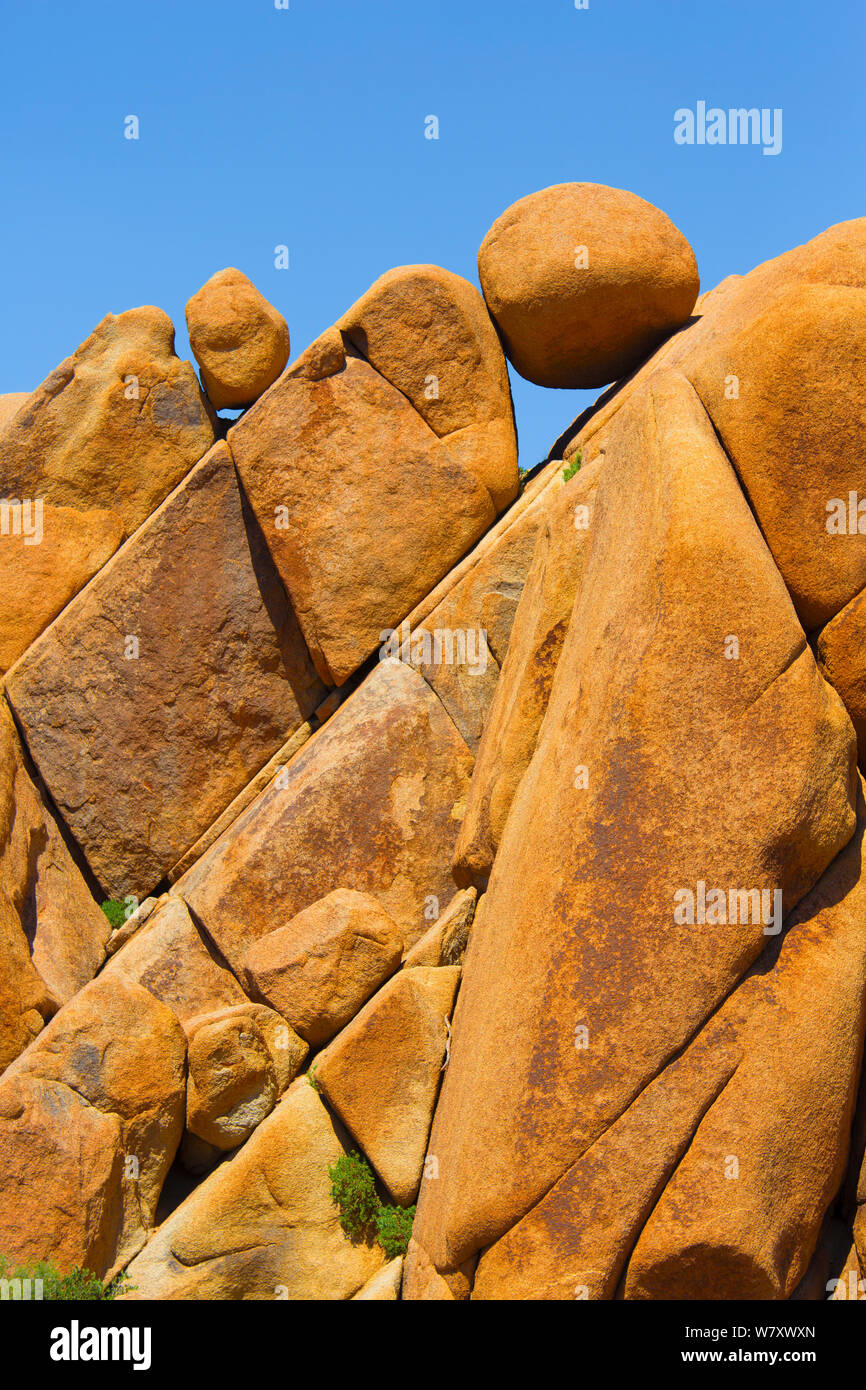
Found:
[1,0,864,465]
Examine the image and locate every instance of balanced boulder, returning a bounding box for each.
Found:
[478,183,699,388]
[185,268,290,409]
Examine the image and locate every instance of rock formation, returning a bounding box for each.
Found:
[3,190,866,1303]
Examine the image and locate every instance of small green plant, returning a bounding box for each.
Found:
[327,1151,415,1256]
[306,1063,320,1092]
[562,448,583,483]
[0,1255,133,1300]
[100,899,128,930]
[375,1203,416,1259]
[328,1151,380,1240]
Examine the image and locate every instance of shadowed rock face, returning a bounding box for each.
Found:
[0,705,111,1072]
[229,264,518,687]
[5,441,325,899]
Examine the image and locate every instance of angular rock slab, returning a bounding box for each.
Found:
[0,706,59,1069]
[817,587,866,764]
[180,658,474,973]
[454,456,603,885]
[317,966,461,1206]
[402,887,477,968]
[229,304,501,686]
[0,974,186,1276]
[121,1078,384,1300]
[406,371,856,1284]
[352,1256,403,1300]
[0,306,215,534]
[395,456,565,753]
[6,441,325,898]
[29,805,111,1008]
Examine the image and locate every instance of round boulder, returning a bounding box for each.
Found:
[478,183,700,389]
[185,268,290,409]
[185,1007,278,1150]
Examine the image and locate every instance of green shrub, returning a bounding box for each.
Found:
[327,1151,380,1240]
[100,899,128,930]
[327,1151,416,1256]
[375,1204,416,1260]
[0,1255,133,1300]
[561,453,583,486]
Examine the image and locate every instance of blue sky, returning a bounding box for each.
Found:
[1,0,864,465]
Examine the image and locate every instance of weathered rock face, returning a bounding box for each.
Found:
[623,792,866,1299]
[316,966,460,1206]
[352,1257,404,1300]
[186,268,290,410]
[454,457,603,885]
[121,1079,384,1300]
[6,441,325,898]
[7,208,866,1306]
[0,503,122,676]
[395,457,564,752]
[243,889,403,1047]
[0,391,28,431]
[0,974,186,1276]
[471,785,866,1301]
[229,265,517,686]
[0,723,57,1070]
[689,283,866,631]
[817,591,866,764]
[478,183,700,388]
[0,1075,126,1277]
[179,658,473,973]
[186,1019,272,1150]
[0,705,110,1069]
[407,371,856,1284]
[558,218,866,472]
[29,808,111,1008]
[0,307,215,534]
